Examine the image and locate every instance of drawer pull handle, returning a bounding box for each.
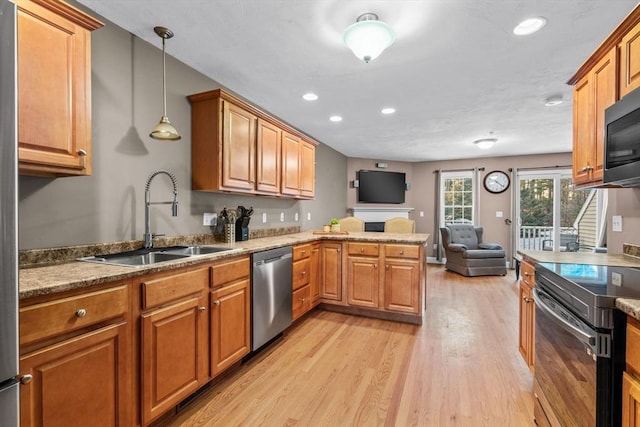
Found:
[20,374,33,385]
[75,309,87,318]
[199,306,207,312]
[213,300,221,306]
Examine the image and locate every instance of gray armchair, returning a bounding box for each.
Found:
[440,224,507,277]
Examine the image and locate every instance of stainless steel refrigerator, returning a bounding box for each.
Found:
[0,0,20,424]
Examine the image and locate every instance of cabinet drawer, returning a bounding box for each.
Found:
[347,242,379,257]
[292,284,311,320]
[293,244,311,261]
[142,268,208,309]
[627,317,640,375]
[293,258,311,290]
[521,261,535,287]
[211,256,250,287]
[385,244,419,259]
[20,284,128,346]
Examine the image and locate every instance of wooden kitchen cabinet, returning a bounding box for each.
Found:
[188,89,316,198]
[19,281,132,427]
[623,316,640,427]
[571,48,617,187]
[346,242,380,308]
[210,256,251,377]
[518,260,535,372]
[139,267,209,426]
[292,244,313,320]
[620,20,640,98]
[320,242,343,302]
[383,244,421,314]
[16,0,103,177]
[568,4,640,187]
[310,243,321,304]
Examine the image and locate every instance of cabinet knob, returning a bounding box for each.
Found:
[386,265,389,270]
[213,300,221,306]
[374,264,378,269]
[20,374,33,385]
[301,297,306,302]
[301,271,306,276]
[75,309,87,318]
[524,272,531,277]
[400,250,404,255]
[198,306,206,312]
[77,149,87,156]
[522,296,533,303]
[302,250,306,254]
[360,247,364,253]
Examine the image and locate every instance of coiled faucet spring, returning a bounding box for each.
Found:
[144,170,178,248]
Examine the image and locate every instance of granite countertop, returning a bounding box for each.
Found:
[19,231,430,300]
[519,248,640,321]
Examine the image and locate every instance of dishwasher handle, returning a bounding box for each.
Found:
[253,252,292,266]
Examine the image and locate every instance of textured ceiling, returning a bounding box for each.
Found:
[76,0,639,162]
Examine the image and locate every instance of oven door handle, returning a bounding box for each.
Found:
[532,287,596,347]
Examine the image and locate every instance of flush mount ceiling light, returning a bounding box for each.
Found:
[302,93,318,101]
[149,26,181,141]
[513,17,547,35]
[381,107,396,115]
[329,115,343,122]
[544,95,563,106]
[343,13,395,63]
[473,138,497,149]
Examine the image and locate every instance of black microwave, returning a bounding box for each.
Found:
[603,86,640,186]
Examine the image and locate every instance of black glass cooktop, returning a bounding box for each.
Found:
[536,262,640,328]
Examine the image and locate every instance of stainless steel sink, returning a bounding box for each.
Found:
[163,246,234,256]
[78,245,237,267]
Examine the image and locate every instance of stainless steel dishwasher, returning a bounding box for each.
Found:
[251,246,293,351]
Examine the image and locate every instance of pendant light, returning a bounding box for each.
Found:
[150,26,181,141]
[343,13,395,63]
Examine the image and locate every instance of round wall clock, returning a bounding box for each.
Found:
[483,170,510,194]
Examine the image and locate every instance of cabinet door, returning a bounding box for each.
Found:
[321,243,343,301]
[518,280,535,371]
[222,101,256,191]
[384,260,420,314]
[572,48,616,186]
[211,279,251,376]
[141,296,208,425]
[310,244,321,303]
[620,21,640,98]
[347,256,379,308]
[281,131,301,196]
[16,0,100,177]
[256,118,281,194]
[623,372,640,427]
[300,141,315,198]
[20,323,131,427]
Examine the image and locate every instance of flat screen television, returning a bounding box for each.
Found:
[357,170,406,204]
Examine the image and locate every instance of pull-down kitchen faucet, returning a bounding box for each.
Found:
[144,170,178,248]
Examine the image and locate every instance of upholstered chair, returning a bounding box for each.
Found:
[440,224,507,277]
[338,216,365,232]
[384,217,416,233]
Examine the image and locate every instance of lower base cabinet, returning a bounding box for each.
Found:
[518,260,535,372]
[623,316,640,427]
[139,267,209,426]
[384,259,420,314]
[20,322,131,427]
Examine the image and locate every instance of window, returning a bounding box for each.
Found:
[441,171,475,226]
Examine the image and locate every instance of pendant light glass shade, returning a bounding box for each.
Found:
[150,26,181,141]
[343,13,395,63]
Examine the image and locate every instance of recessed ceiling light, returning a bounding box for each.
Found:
[381,107,396,115]
[473,138,497,149]
[544,95,563,106]
[329,115,343,122]
[302,93,318,101]
[513,17,547,35]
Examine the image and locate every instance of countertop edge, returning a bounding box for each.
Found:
[20,232,430,299]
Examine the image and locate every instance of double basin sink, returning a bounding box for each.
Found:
[79,245,238,267]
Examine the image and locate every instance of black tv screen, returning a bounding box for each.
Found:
[357,170,406,204]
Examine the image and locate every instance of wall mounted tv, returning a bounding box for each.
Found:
[357,170,406,204]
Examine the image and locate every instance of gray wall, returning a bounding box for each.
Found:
[18,11,347,250]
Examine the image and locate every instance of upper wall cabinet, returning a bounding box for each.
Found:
[568,4,640,188]
[16,0,103,177]
[188,89,316,199]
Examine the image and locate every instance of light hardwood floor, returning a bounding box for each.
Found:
[160,265,535,426]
